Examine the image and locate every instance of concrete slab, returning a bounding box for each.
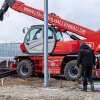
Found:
[87,82,100,91]
[80,81,100,91]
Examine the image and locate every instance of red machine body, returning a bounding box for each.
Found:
[11,1,100,53]
[1,0,100,80]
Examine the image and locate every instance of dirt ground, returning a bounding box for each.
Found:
[0,76,100,100]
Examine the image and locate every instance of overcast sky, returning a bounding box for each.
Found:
[0,0,100,43]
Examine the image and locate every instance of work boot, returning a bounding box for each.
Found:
[83,86,87,92]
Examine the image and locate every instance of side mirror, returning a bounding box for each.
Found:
[23,27,29,34]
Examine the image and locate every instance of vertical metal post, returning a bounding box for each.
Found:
[44,0,49,87]
[6,59,8,68]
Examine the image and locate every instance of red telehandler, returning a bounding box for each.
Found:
[0,0,100,80]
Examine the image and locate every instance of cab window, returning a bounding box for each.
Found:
[25,28,42,42]
[48,28,53,39]
[56,31,63,41]
[33,29,42,40]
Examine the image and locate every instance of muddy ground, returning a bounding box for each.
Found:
[0,76,100,100]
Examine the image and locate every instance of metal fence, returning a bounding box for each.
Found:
[0,43,22,57]
[0,43,23,68]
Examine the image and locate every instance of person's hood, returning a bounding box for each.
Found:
[80,44,89,50]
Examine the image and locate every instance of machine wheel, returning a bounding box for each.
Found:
[17,59,34,78]
[64,60,82,81]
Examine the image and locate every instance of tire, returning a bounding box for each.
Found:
[64,60,82,81]
[17,59,34,78]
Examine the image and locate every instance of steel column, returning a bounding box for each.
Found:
[44,0,49,87]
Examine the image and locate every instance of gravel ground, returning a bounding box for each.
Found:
[0,76,100,100]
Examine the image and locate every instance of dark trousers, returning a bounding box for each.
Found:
[82,66,93,87]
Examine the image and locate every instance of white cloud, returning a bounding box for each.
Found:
[0,0,100,43]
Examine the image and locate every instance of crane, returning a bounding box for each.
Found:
[0,0,100,80]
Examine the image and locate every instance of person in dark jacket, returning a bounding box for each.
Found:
[77,42,96,91]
